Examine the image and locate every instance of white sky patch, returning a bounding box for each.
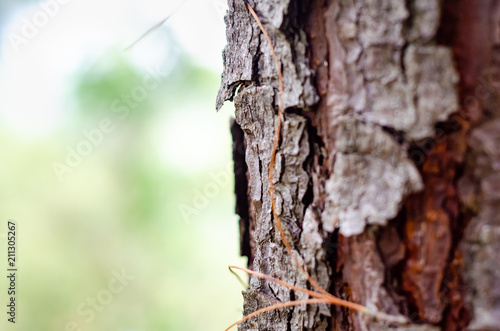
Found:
[153,103,234,173]
[0,0,228,137]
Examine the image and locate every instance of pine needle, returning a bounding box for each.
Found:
[123,0,188,52]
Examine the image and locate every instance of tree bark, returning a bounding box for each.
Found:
[218,1,500,330]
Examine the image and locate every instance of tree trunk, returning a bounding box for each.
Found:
[218,1,500,330]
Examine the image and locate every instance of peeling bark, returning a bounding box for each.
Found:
[220,0,499,330]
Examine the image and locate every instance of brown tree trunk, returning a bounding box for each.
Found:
[218,1,500,330]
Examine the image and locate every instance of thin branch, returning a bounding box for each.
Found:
[229,264,409,326]
[230,265,368,313]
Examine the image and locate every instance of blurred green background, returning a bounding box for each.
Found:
[0,0,246,330]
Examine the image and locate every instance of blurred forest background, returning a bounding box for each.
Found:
[0,0,245,330]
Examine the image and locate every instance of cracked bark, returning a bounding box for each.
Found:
[220,1,499,330]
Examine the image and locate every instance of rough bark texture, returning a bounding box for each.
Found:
[220,0,499,330]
